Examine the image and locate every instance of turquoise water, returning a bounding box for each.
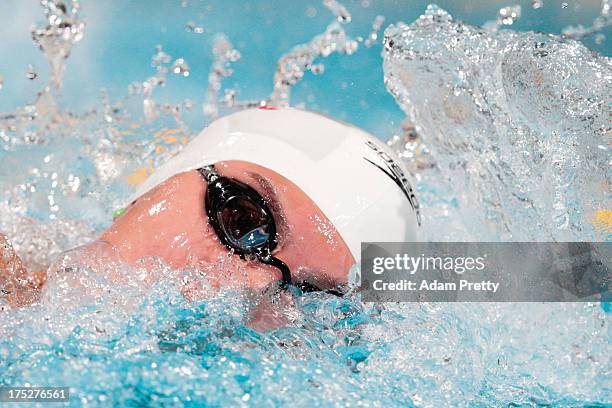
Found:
[0,1,610,407]
[0,0,610,136]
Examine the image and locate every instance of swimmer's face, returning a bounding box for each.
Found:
[99,161,355,291]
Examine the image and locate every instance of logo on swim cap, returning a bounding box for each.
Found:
[364,140,421,226]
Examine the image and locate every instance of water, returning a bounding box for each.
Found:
[384,4,611,242]
[0,1,610,406]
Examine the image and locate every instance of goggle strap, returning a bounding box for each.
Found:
[259,253,292,288]
[198,165,219,183]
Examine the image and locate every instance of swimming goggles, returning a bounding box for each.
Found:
[198,165,292,288]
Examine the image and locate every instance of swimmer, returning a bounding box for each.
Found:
[1,108,420,306]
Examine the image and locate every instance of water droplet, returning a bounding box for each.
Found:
[364,15,385,48]
[26,65,38,80]
[310,63,325,74]
[171,58,190,77]
[323,0,352,24]
[203,35,241,119]
[152,45,171,66]
[306,6,317,18]
[343,40,359,54]
[269,20,358,106]
[226,49,241,62]
[31,0,85,90]
[185,21,204,34]
[498,5,521,25]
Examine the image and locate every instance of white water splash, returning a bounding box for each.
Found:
[203,34,241,119]
[364,15,385,48]
[323,0,352,24]
[562,0,612,40]
[32,0,85,91]
[270,22,358,106]
[383,5,611,241]
[483,5,522,31]
[0,2,610,407]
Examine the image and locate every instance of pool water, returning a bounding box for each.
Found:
[0,1,610,406]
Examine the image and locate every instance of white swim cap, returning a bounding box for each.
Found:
[132,108,420,260]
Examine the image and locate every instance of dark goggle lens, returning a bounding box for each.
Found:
[201,167,291,287]
[216,196,273,252]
